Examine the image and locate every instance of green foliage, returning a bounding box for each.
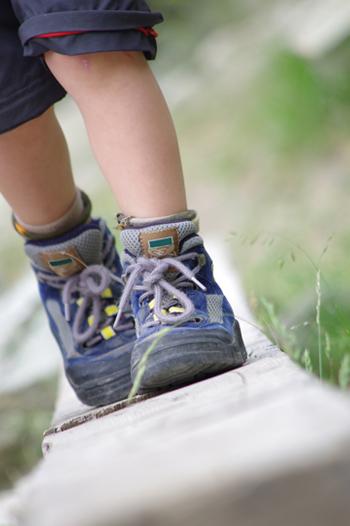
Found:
[339,354,350,389]
[253,50,329,153]
[0,377,57,490]
[240,234,350,386]
[302,349,313,374]
[258,297,297,356]
[128,326,173,400]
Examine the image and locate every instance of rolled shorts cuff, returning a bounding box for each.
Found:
[18,10,164,58]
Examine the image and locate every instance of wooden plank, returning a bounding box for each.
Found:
[9,241,350,526]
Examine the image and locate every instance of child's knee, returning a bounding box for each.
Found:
[84,50,144,68]
[46,50,145,74]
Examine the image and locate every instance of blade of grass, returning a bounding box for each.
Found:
[127,326,173,401]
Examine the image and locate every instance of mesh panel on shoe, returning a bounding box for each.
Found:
[25,228,103,270]
[121,220,197,256]
[206,294,224,324]
[181,235,203,253]
[121,228,143,256]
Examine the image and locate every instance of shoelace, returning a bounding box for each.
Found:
[63,265,128,343]
[114,252,207,330]
[34,222,133,344]
[37,264,134,344]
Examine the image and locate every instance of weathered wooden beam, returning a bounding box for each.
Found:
[9,242,350,526]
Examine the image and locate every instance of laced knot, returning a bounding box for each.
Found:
[114,252,206,330]
[37,264,129,345]
[62,265,124,344]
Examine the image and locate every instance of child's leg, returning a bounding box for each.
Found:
[44,50,247,391]
[0,108,76,226]
[44,51,187,218]
[1,108,136,407]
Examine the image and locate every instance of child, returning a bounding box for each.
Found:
[0,1,247,406]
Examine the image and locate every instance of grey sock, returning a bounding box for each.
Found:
[116,210,199,230]
[14,189,91,240]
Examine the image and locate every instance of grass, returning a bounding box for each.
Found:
[0,377,57,490]
[169,36,350,388]
[245,234,350,388]
[258,291,350,389]
[127,326,173,400]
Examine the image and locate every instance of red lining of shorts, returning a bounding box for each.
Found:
[34,27,158,39]
[34,31,85,38]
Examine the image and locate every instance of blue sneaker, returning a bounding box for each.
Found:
[24,218,135,406]
[115,212,247,391]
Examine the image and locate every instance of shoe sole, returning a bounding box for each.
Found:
[131,321,247,392]
[65,342,133,407]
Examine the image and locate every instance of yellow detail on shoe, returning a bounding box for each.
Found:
[101,288,113,299]
[198,254,206,267]
[149,299,167,316]
[88,315,94,327]
[153,309,167,322]
[105,305,119,316]
[76,298,83,306]
[168,306,185,314]
[101,326,116,340]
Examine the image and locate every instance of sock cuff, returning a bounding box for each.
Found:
[13,189,92,240]
[116,210,198,230]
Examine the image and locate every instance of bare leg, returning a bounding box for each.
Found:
[45,51,187,218]
[0,108,76,225]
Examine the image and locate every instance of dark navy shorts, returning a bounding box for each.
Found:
[0,1,163,134]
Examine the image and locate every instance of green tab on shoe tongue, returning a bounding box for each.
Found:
[121,220,198,258]
[40,246,87,278]
[25,226,104,277]
[140,227,180,258]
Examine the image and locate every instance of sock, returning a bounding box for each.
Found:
[13,189,91,240]
[116,209,199,230]
[118,210,200,258]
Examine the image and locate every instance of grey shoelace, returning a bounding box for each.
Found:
[114,252,206,330]
[63,265,126,343]
[34,222,133,344]
[37,265,132,344]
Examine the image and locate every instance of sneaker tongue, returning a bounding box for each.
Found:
[25,223,104,278]
[121,220,198,258]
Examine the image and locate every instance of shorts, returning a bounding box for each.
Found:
[0,1,163,134]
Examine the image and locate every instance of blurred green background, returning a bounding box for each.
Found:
[0,0,349,493]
